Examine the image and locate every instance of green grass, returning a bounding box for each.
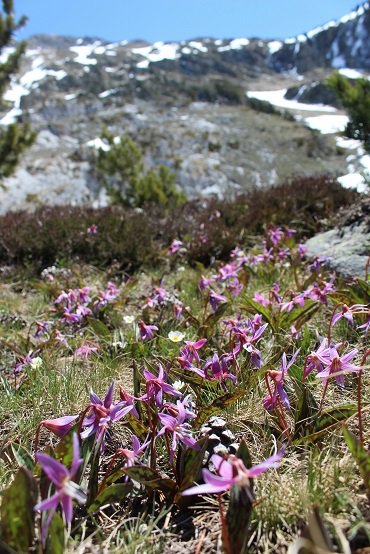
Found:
[0,230,369,553]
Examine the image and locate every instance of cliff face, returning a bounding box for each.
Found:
[270,2,370,73]
[0,3,369,212]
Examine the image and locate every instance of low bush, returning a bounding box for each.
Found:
[0,175,358,274]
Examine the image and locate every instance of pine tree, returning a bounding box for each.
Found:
[94,129,186,208]
[327,72,370,152]
[0,0,35,182]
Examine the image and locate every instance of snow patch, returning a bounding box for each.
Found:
[70,41,100,65]
[189,41,207,53]
[86,138,110,152]
[64,93,77,101]
[98,89,117,98]
[132,41,180,68]
[304,114,349,134]
[0,46,15,64]
[268,41,283,54]
[246,89,337,112]
[217,38,250,52]
[337,173,368,193]
[1,56,67,124]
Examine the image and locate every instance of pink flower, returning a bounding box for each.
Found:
[87,224,98,235]
[332,303,368,328]
[157,400,196,462]
[38,415,79,438]
[209,291,227,312]
[75,342,99,359]
[169,239,184,255]
[81,381,133,446]
[138,320,158,341]
[316,346,361,387]
[182,449,284,496]
[35,433,86,541]
[263,350,300,412]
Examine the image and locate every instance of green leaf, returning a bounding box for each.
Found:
[293,386,319,440]
[53,426,78,468]
[0,468,37,551]
[178,438,208,491]
[294,403,357,444]
[45,513,65,554]
[123,465,177,497]
[181,307,200,329]
[281,300,320,330]
[8,443,34,471]
[226,484,254,554]
[194,388,246,428]
[343,426,370,491]
[203,302,229,331]
[87,317,111,339]
[86,433,104,506]
[88,483,133,513]
[125,413,147,438]
[242,296,274,327]
[235,440,252,469]
[123,465,164,483]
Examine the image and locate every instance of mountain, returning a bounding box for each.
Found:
[0,2,369,212]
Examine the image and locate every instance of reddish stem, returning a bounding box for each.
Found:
[358,349,370,445]
[218,494,231,554]
[327,304,341,344]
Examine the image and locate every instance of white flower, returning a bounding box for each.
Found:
[30,357,43,370]
[173,380,185,391]
[168,330,185,343]
[123,315,135,325]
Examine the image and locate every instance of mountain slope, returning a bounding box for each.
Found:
[0,2,369,212]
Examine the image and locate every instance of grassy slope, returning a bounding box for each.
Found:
[0,226,369,553]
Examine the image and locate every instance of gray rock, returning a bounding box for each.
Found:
[305,222,370,278]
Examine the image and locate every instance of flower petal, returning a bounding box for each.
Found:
[36,453,69,486]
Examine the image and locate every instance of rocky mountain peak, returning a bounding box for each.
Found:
[0,3,369,213]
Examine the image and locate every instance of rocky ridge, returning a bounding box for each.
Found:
[0,2,369,212]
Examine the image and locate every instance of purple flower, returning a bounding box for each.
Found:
[39,415,79,438]
[34,433,86,540]
[60,308,82,325]
[332,303,368,328]
[263,350,300,412]
[203,353,237,385]
[209,291,227,312]
[81,381,133,445]
[142,364,182,407]
[74,342,99,359]
[268,227,284,247]
[303,338,332,379]
[182,449,284,496]
[138,320,158,342]
[87,224,98,235]
[115,435,149,468]
[199,275,214,291]
[157,400,196,462]
[218,263,239,281]
[181,338,207,365]
[297,243,307,258]
[358,318,370,335]
[316,346,361,387]
[34,321,51,339]
[253,292,270,307]
[168,239,184,255]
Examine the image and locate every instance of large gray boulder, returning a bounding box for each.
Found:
[305,221,370,278]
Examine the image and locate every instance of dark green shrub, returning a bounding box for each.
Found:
[93,129,185,208]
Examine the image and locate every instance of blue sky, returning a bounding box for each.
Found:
[15,0,361,43]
